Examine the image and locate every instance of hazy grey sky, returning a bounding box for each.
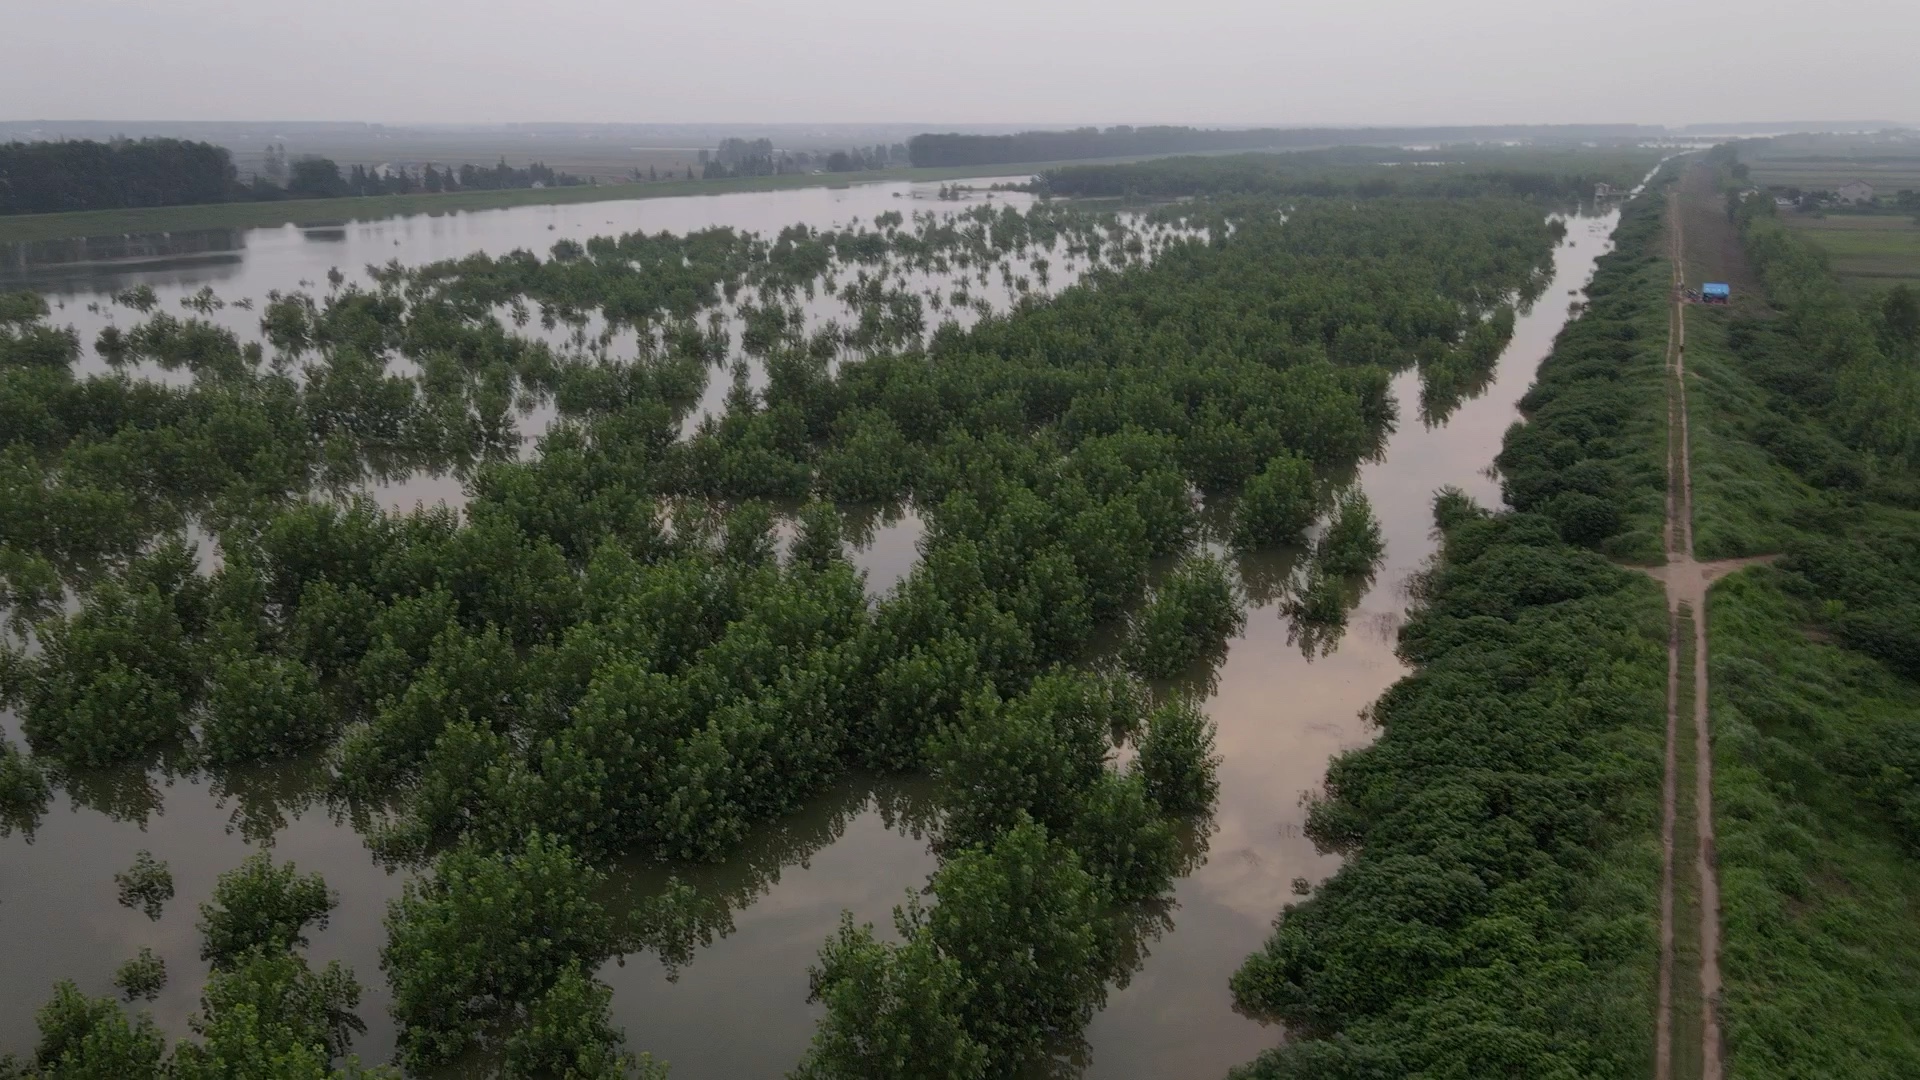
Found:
[8,0,1916,126]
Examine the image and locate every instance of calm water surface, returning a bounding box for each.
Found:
[0,183,1624,1077]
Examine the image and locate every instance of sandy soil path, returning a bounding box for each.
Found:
[1650,172,1769,1080]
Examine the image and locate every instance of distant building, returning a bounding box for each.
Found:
[1595,181,1620,199]
[1774,196,1795,209]
[1837,179,1876,205]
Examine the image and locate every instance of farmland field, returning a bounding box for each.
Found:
[1743,159,1920,191]
[1782,214,1920,291]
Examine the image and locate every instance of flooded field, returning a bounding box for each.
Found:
[0,181,1624,1077]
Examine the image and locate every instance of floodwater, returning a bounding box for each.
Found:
[0,181,1625,1077]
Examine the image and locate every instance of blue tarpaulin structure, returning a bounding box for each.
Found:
[1703,282,1731,303]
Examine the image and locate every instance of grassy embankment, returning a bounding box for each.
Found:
[0,159,1092,246]
[1675,155,1920,1078]
[1672,603,1704,1080]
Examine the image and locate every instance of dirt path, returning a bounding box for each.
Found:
[1649,172,1772,1080]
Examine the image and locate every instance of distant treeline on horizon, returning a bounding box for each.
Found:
[0,137,589,217]
[1030,146,1660,201]
[905,123,1667,168]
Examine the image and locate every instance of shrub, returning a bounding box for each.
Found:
[1233,453,1316,548]
[114,948,168,1002]
[1125,555,1245,679]
[115,851,175,921]
[198,853,336,969]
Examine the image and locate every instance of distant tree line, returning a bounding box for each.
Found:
[1034,147,1661,202]
[697,139,909,179]
[907,123,1659,168]
[0,138,241,215]
[286,158,590,199]
[0,138,591,216]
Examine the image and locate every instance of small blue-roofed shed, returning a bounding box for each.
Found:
[1703,282,1731,304]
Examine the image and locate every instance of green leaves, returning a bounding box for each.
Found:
[114,851,174,921]
[30,981,167,1079]
[503,962,665,1080]
[1135,697,1221,817]
[1125,554,1246,681]
[198,854,337,970]
[113,949,167,1003]
[1234,453,1317,549]
[1315,488,1385,579]
[200,652,332,766]
[928,820,1107,1069]
[173,950,383,1080]
[381,833,613,1070]
[796,906,987,1080]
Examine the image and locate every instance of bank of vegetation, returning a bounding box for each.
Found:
[908,124,1661,169]
[0,138,596,218]
[1035,146,1666,204]
[1673,150,1920,1077]
[1223,176,1676,1079]
[0,160,1600,1076]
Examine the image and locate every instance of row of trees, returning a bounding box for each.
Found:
[1224,175,1687,1078]
[907,124,1661,168]
[286,158,589,200]
[695,141,910,179]
[0,138,592,216]
[1035,146,1665,202]
[1493,191,1674,560]
[0,138,240,215]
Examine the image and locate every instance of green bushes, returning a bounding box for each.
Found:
[1229,500,1667,1077]
[1125,555,1246,679]
[801,821,1111,1078]
[10,856,388,1080]
[199,653,333,765]
[1233,453,1316,548]
[1314,489,1384,578]
[24,981,168,1078]
[0,180,1585,1070]
[198,853,337,969]
[796,906,987,1080]
[381,833,614,1069]
[114,851,174,921]
[502,963,666,1080]
[1708,567,1920,1079]
[113,949,167,1003]
[1495,190,1671,562]
[0,736,48,837]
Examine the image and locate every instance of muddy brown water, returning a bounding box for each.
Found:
[0,182,1625,1077]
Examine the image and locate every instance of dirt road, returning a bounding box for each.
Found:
[1650,173,1768,1080]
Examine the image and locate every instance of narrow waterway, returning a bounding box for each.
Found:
[1084,207,1623,1076]
[0,183,1625,1076]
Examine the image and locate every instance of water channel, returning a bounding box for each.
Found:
[0,179,1625,1077]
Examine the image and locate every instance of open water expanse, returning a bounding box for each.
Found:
[0,179,1623,1077]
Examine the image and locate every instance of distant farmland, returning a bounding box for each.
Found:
[1784,214,1920,291]
[1743,158,1920,192]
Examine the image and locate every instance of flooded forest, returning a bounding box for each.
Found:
[1,147,1672,1079]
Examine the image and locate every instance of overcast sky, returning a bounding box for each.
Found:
[7,0,1916,127]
